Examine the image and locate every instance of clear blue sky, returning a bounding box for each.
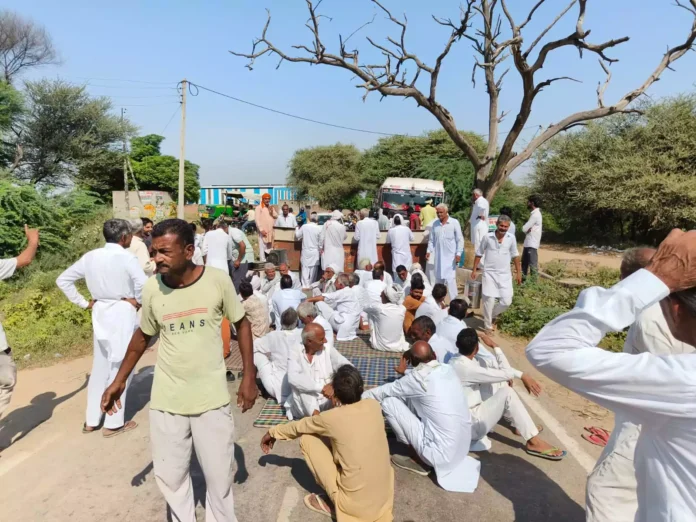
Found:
[9,0,696,186]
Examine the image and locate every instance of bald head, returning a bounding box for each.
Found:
[621,247,656,280]
[410,341,436,366]
[301,323,328,355]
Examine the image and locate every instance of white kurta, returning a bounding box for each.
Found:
[526,269,696,522]
[128,235,155,277]
[469,196,490,242]
[428,332,458,364]
[275,214,298,228]
[354,218,381,265]
[586,302,695,522]
[363,302,409,352]
[320,220,347,272]
[522,208,543,249]
[364,361,480,493]
[322,287,362,341]
[296,222,322,271]
[271,288,305,330]
[312,315,335,353]
[286,342,352,420]
[427,217,464,283]
[253,329,301,403]
[436,315,467,346]
[477,232,519,299]
[387,225,415,273]
[201,229,233,274]
[473,219,490,263]
[415,296,448,325]
[56,243,147,429]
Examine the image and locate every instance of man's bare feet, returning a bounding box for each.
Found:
[526,436,565,459]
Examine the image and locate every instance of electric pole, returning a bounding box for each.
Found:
[122,108,129,213]
[177,79,187,219]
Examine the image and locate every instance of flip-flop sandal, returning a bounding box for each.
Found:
[102,420,137,438]
[526,447,567,461]
[82,423,99,434]
[582,433,607,447]
[584,426,610,443]
[303,494,333,518]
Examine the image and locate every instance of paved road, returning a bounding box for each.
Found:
[0,339,602,522]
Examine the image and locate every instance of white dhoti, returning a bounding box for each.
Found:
[482,294,512,330]
[471,386,538,442]
[287,391,331,420]
[316,302,359,342]
[150,405,238,522]
[301,264,320,289]
[86,301,137,429]
[253,352,288,404]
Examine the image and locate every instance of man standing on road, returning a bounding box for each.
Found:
[521,195,543,278]
[585,247,695,522]
[57,219,146,437]
[275,204,297,228]
[227,222,254,292]
[354,208,381,265]
[419,199,437,228]
[320,211,347,272]
[0,225,39,420]
[296,212,322,288]
[387,215,414,273]
[256,193,277,262]
[141,217,154,250]
[101,218,258,522]
[202,219,233,274]
[128,219,156,277]
[469,189,489,246]
[471,215,521,333]
[427,203,464,300]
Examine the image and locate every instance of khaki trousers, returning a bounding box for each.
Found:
[0,351,16,419]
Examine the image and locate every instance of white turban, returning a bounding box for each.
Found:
[384,284,403,304]
[410,262,423,272]
[331,210,342,220]
[327,263,339,273]
[358,258,372,270]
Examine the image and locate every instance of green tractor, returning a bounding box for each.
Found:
[198,191,247,226]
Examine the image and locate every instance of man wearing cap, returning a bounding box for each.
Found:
[320,210,347,272]
[256,193,278,262]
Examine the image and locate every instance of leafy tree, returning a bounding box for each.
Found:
[288,143,362,209]
[533,94,696,244]
[0,81,23,166]
[0,10,57,84]
[129,134,200,203]
[11,79,134,186]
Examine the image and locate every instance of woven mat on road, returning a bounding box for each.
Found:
[225,341,243,372]
[252,354,399,428]
[335,333,404,359]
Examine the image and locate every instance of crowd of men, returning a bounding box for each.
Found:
[2,186,693,522]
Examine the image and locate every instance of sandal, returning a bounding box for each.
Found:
[583,426,610,446]
[103,420,138,438]
[303,494,333,518]
[582,433,608,447]
[82,423,99,434]
[526,447,567,461]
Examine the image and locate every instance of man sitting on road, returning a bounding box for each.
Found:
[271,275,305,330]
[262,365,394,521]
[297,302,334,352]
[373,260,393,287]
[286,323,352,420]
[364,285,409,352]
[451,329,566,460]
[354,258,374,289]
[307,273,362,342]
[278,262,301,290]
[239,281,270,340]
[364,341,480,493]
[415,283,449,325]
[260,263,280,301]
[254,309,302,405]
[394,264,410,293]
[408,316,457,364]
[311,264,338,297]
[403,274,426,334]
[436,299,469,345]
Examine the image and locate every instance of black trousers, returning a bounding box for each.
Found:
[522,247,538,276]
[229,261,249,292]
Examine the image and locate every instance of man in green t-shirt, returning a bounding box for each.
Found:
[101,219,258,522]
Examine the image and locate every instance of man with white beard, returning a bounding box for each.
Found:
[57,219,146,436]
[427,204,464,300]
[296,212,322,288]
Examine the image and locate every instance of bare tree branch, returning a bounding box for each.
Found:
[524,0,577,57]
[596,60,611,108]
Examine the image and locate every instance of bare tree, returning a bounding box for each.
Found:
[231,0,696,200]
[0,10,58,84]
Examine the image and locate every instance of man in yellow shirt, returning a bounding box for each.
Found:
[101,218,258,522]
[419,199,437,227]
[261,364,394,521]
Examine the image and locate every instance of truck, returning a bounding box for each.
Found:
[377,177,446,216]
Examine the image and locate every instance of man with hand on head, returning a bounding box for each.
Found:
[101,219,258,522]
[526,229,696,522]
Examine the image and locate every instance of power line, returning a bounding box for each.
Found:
[119,102,181,107]
[84,83,177,90]
[161,104,182,134]
[102,94,180,99]
[187,81,402,137]
[63,75,176,86]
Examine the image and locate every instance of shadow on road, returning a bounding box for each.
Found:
[125,365,154,422]
[0,374,88,450]
[479,452,585,521]
[258,454,323,495]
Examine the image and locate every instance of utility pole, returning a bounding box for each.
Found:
[177,79,187,219]
[122,108,129,213]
